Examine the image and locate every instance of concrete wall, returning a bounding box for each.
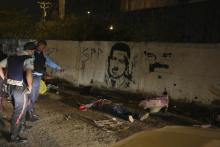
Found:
[1,40,220,104]
[45,41,220,104]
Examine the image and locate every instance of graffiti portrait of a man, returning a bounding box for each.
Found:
[105,43,132,88]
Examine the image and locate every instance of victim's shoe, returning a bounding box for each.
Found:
[128,115,134,123]
[27,113,39,122]
[139,113,149,121]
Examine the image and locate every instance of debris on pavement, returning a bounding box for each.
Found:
[93,118,127,132]
[47,83,59,94]
[47,84,59,91]
[112,117,117,121]
[139,90,169,113]
[64,113,71,121]
[193,124,212,128]
[39,80,60,95]
[39,80,47,95]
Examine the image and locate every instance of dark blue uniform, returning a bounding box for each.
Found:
[0,54,33,141]
[27,51,45,117]
[0,42,35,143]
[7,55,32,139]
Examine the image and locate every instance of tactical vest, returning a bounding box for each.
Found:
[7,55,31,82]
[34,51,46,73]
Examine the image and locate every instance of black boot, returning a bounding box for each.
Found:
[20,123,33,134]
[29,114,39,122]
[10,135,28,144]
[26,111,39,122]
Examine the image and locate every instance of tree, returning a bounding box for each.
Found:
[37,0,52,21]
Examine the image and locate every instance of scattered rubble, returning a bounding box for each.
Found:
[94,118,124,132]
[64,113,71,121]
[47,84,59,91]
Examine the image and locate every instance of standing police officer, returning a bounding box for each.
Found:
[0,45,7,119]
[27,40,63,121]
[0,42,35,144]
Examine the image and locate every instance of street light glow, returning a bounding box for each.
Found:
[109,25,114,31]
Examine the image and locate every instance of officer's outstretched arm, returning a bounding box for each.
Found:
[0,58,7,80]
[26,69,33,92]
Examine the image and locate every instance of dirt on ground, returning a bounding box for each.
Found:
[0,93,117,147]
[0,90,219,147]
[0,91,157,147]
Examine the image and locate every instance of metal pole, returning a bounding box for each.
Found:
[59,0,65,20]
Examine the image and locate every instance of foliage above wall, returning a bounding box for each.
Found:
[0,0,219,42]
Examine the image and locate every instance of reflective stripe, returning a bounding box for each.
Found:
[33,72,43,76]
[7,79,23,87]
[16,94,26,125]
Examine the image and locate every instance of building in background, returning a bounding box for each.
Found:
[121,0,208,11]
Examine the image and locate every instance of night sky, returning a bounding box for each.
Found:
[0,0,40,17]
[0,0,120,15]
[1,0,37,9]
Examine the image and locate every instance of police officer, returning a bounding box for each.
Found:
[27,40,63,121]
[0,46,7,117]
[0,42,35,143]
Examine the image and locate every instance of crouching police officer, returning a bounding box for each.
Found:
[0,42,35,144]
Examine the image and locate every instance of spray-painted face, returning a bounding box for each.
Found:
[108,50,129,79]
